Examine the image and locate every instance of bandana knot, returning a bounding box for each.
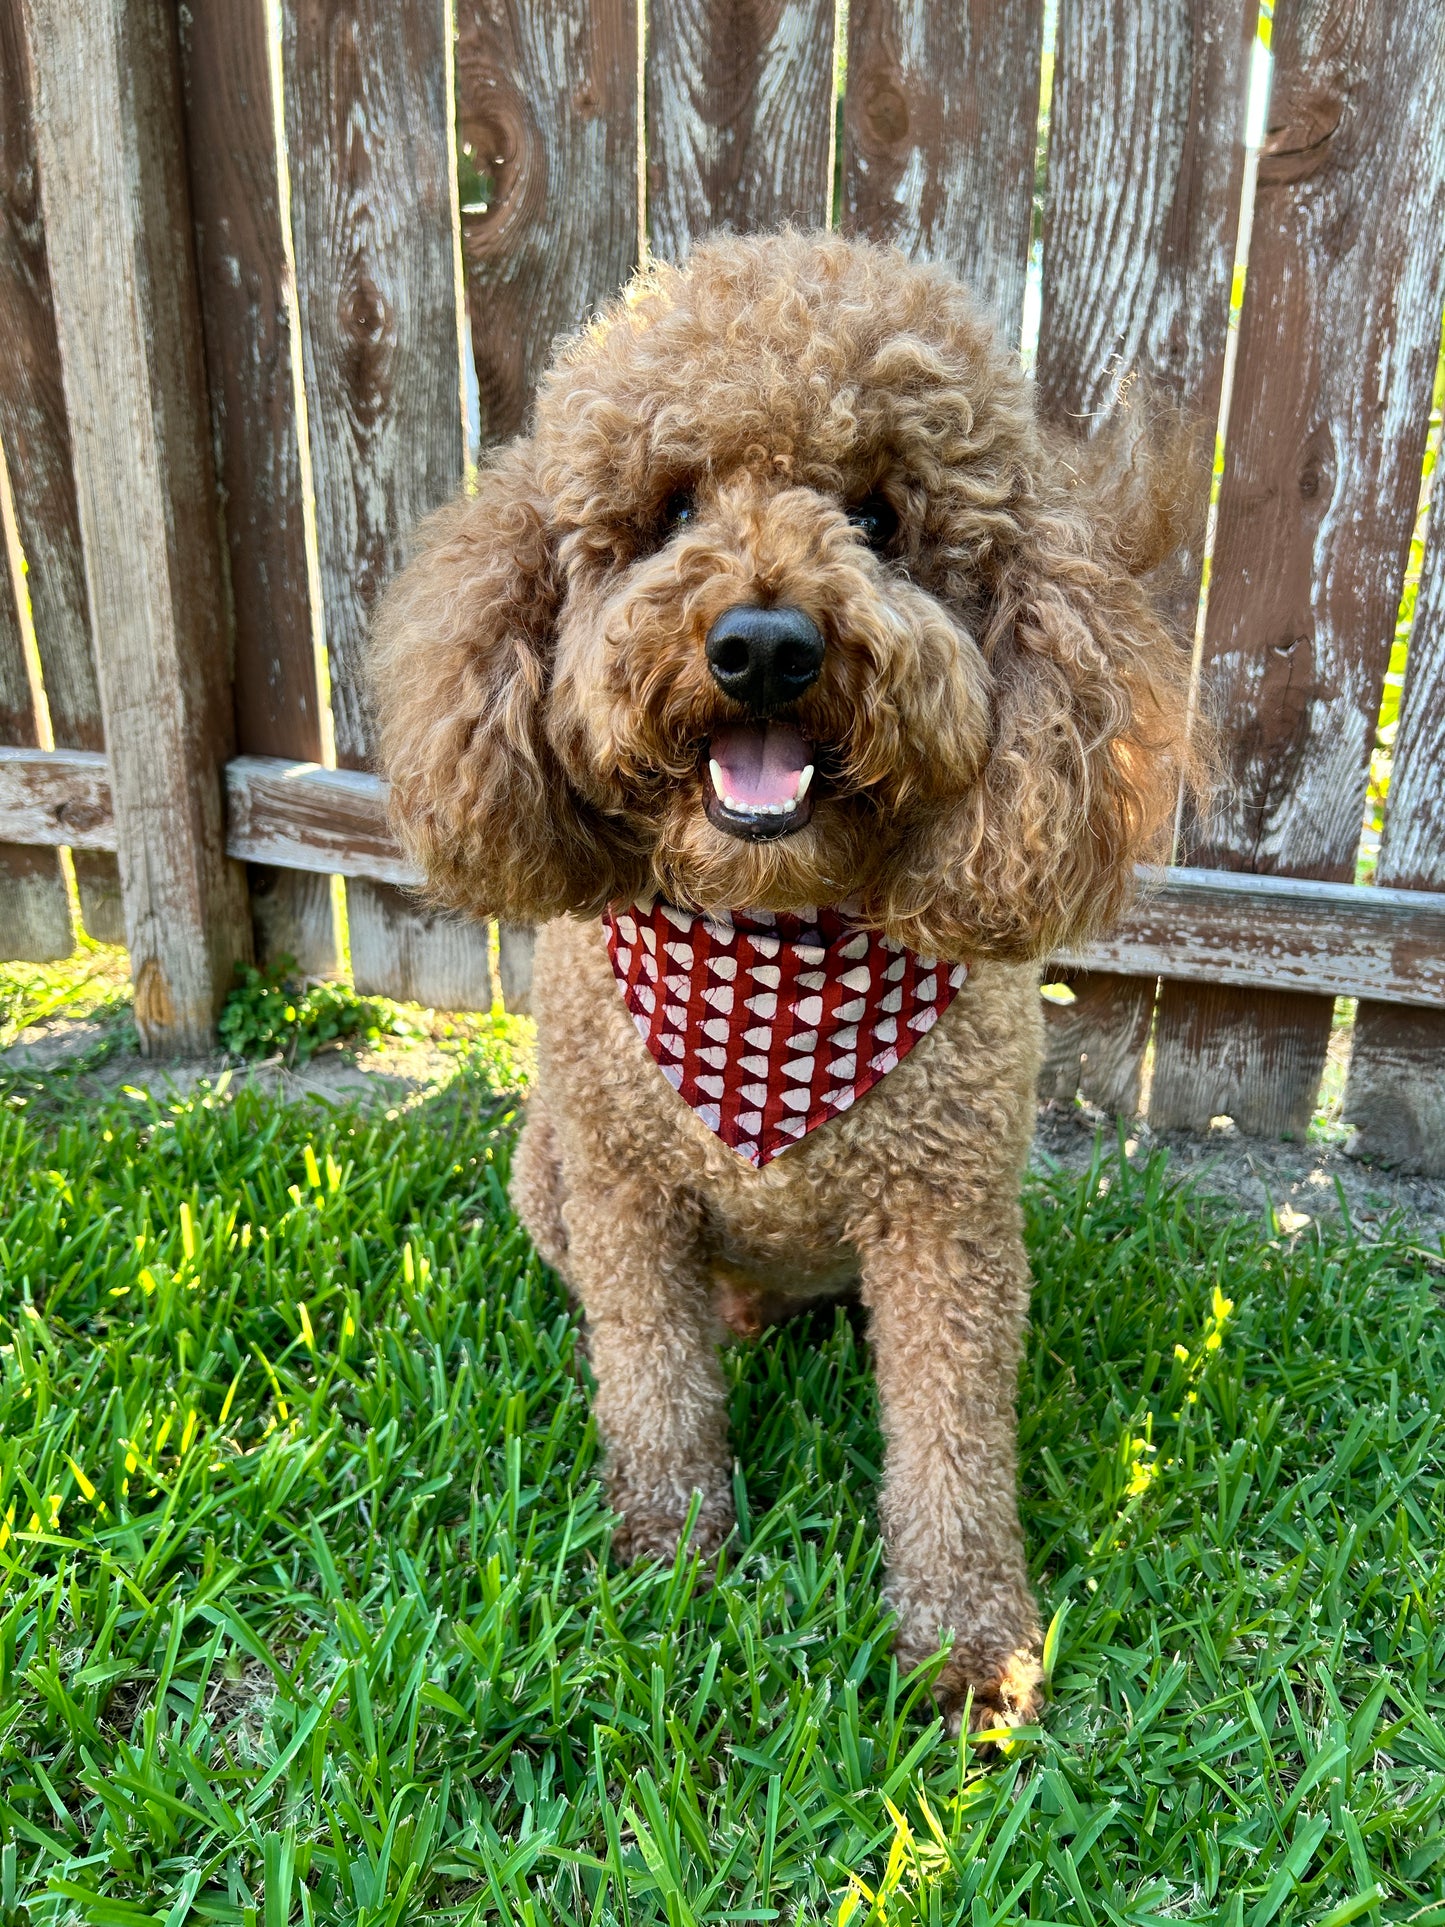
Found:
[604,902,966,1167]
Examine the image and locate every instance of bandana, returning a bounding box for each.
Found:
[604,901,967,1167]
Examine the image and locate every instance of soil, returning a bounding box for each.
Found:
[6,1002,1443,1255]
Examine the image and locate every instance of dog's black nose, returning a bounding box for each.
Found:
[705,605,824,712]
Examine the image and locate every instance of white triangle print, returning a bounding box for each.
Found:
[662,904,692,930]
[915,974,937,1002]
[821,1085,855,1109]
[746,993,778,1018]
[831,1024,858,1050]
[665,941,694,969]
[662,1062,684,1088]
[909,1006,938,1034]
[698,1045,727,1068]
[744,1025,772,1049]
[749,962,781,988]
[632,1011,651,1039]
[737,1110,763,1135]
[874,1015,898,1044]
[665,974,689,999]
[614,913,638,943]
[796,943,825,965]
[707,954,737,980]
[697,1075,725,1099]
[783,1055,815,1083]
[797,970,826,990]
[703,984,734,1013]
[741,1082,769,1106]
[640,953,659,980]
[634,982,656,1012]
[747,932,780,956]
[949,963,968,988]
[836,997,866,1023]
[660,1032,684,1056]
[697,1101,722,1131]
[884,954,907,982]
[828,1053,857,1080]
[880,987,903,1013]
[741,1054,769,1076]
[640,924,657,952]
[703,1017,730,1042]
[870,1047,899,1074]
[776,1115,807,1137]
[785,1030,818,1051]
[794,994,823,1025]
[839,965,870,992]
[615,946,631,973]
[841,932,869,960]
[780,1089,811,1113]
[665,1004,686,1028]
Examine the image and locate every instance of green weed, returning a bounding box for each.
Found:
[217,958,425,1067]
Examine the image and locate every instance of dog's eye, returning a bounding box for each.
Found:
[663,490,696,533]
[849,494,899,551]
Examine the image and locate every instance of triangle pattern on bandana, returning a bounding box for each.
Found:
[604,901,967,1168]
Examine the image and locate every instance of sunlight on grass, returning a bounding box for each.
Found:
[0,1047,1440,1922]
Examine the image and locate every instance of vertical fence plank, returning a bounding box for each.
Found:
[455,0,640,1012]
[840,0,1044,344]
[283,0,493,1010]
[646,0,837,263]
[1343,481,1445,1173]
[180,0,340,981]
[1034,0,1255,1117]
[0,454,71,959]
[0,0,122,946]
[1149,0,1445,1136]
[24,0,253,1050]
[456,0,639,445]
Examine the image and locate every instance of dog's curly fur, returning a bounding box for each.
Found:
[370,231,1201,1733]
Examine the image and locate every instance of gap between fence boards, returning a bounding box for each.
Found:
[1,745,1443,1008]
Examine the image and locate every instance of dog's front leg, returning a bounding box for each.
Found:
[567,1183,734,1562]
[860,1217,1043,1735]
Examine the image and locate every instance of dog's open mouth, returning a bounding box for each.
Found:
[705,721,815,841]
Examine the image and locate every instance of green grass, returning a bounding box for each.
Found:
[1,1041,1444,1925]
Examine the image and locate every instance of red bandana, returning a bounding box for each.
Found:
[604,902,966,1167]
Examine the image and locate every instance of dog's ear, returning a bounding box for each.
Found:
[884,494,1200,961]
[369,439,626,923]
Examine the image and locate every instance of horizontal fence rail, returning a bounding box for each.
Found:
[5,744,1445,1010]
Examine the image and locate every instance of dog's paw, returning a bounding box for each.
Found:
[608,1477,734,1569]
[933,1643,1044,1741]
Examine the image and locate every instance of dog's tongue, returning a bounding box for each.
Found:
[710,721,812,807]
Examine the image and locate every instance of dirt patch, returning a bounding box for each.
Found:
[1032,1102,1445,1253]
[6,987,1441,1253]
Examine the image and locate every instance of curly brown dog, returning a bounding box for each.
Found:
[370,230,1198,1734]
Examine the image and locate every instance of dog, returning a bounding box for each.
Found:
[370,230,1197,1733]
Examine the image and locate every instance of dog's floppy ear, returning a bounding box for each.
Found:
[369,439,624,922]
[884,493,1199,961]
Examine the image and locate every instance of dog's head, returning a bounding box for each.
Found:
[371,231,1201,960]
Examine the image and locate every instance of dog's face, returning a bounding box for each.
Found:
[372,232,1196,961]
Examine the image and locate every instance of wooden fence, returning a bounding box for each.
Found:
[1,0,1443,1172]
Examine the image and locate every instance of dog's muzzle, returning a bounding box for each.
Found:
[703,605,821,840]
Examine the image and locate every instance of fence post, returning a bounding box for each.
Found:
[22,0,252,1051]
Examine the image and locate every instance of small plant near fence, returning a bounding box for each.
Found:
[217,955,425,1066]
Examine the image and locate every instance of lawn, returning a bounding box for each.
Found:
[1,974,1444,1925]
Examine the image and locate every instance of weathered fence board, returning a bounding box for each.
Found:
[24,0,252,1051]
[1150,0,1445,1136]
[282,0,492,1010]
[1034,0,1255,1117]
[180,0,339,982]
[841,0,1044,344]
[0,460,71,958]
[646,0,837,262]
[6,747,1445,1007]
[1344,469,1445,1173]
[456,0,640,445]
[0,0,120,947]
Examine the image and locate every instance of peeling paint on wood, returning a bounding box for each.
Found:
[0,0,119,943]
[1344,431,1445,1173]
[646,0,837,263]
[181,0,339,977]
[24,0,253,1050]
[1152,0,1445,1138]
[281,0,492,1007]
[457,0,639,444]
[1035,0,1255,1116]
[841,0,1045,344]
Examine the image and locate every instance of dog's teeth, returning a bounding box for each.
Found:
[795,764,814,800]
[709,759,727,799]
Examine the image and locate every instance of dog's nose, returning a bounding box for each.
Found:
[705,605,825,712]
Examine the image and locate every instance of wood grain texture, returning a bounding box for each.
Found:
[282,0,491,1005]
[1148,985,1333,1138]
[224,755,418,884]
[180,0,338,975]
[1151,0,1445,1136]
[1034,0,1255,1116]
[1039,971,1155,1116]
[0,0,121,941]
[0,476,71,957]
[456,0,640,443]
[646,0,837,263]
[497,921,536,1015]
[841,0,1045,342]
[0,744,112,848]
[1344,444,1445,1173]
[24,0,253,1050]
